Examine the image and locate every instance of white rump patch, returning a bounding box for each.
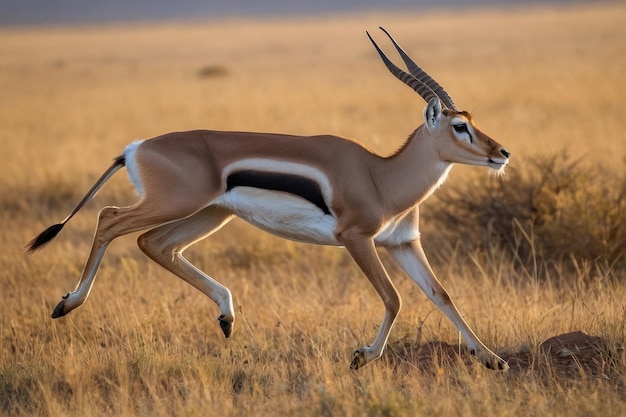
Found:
[123,140,145,196]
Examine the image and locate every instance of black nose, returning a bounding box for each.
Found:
[500,148,510,158]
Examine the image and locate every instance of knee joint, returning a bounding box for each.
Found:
[431,285,452,305]
[385,292,402,316]
[137,234,178,260]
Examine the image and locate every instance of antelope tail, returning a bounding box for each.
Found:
[27,155,126,253]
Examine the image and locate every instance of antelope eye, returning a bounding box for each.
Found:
[453,124,468,134]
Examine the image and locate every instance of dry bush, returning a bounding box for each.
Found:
[196,64,229,79]
[426,152,626,278]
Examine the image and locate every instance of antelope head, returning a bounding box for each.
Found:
[367,28,510,172]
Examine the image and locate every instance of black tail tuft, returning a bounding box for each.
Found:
[26,154,125,254]
[27,223,65,253]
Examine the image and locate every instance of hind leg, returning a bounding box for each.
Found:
[52,199,202,318]
[137,205,236,337]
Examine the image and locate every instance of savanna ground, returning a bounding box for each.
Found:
[1,3,625,416]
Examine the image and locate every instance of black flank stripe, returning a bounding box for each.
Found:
[226,170,331,215]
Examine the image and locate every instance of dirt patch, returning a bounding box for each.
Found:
[387,331,622,384]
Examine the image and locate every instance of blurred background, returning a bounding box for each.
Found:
[0,0,597,26]
[1,2,625,416]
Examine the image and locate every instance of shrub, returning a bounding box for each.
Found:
[425,152,626,277]
[196,64,229,79]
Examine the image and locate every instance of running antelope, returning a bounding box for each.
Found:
[28,28,510,370]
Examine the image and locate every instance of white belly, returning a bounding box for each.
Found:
[216,188,341,246]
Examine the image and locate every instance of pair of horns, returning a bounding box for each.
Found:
[367,27,457,111]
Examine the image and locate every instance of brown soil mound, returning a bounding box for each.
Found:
[387,331,621,384]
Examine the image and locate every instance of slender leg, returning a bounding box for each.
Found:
[137,205,236,337]
[52,199,201,318]
[340,235,402,370]
[386,240,508,370]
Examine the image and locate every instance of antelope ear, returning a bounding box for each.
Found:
[424,97,442,132]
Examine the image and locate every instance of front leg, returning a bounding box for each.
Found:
[340,234,402,370]
[386,240,508,370]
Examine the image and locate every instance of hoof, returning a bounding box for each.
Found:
[472,349,509,371]
[488,357,509,371]
[51,300,68,318]
[218,315,233,338]
[350,349,366,370]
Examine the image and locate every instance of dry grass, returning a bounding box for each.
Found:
[1,3,625,416]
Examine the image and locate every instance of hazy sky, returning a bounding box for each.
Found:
[0,0,588,26]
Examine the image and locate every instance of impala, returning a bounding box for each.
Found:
[29,28,510,370]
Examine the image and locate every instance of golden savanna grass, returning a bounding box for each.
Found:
[1,3,625,416]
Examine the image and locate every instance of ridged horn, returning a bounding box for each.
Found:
[367,28,457,111]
